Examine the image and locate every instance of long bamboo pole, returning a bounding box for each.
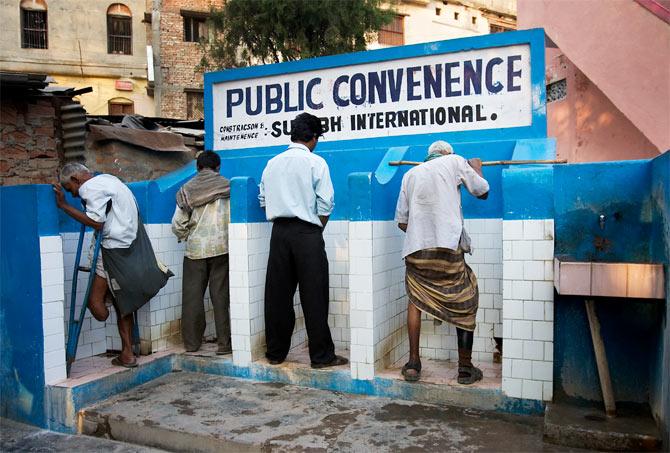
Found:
[388,159,568,167]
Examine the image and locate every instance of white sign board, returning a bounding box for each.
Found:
[212,44,531,150]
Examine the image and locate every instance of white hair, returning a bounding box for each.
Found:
[428,140,454,156]
[59,162,91,185]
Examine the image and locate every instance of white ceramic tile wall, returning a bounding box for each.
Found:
[229,221,349,366]
[146,224,202,352]
[229,222,272,365]
[324,221,350,350]
[371,221,407,371]
[61,232,109,359]
[348,221,375,380]
[501,219,555,402]
[417,219,503,363]
[40,236,67,384]
[60,224,218,360]
[349,219,503,380]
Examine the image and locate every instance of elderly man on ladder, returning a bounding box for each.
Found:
[54,163,172,368]
[395,141,489,384]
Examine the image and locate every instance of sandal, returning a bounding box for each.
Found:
[457,365,483,384]
[111,356,138,368]
[401,361,422,382]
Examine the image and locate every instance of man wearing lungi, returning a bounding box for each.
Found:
[395,141,489,384]
[259,112,348,369]
[54,163,140,367]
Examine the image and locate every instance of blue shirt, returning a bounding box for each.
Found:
[259,143,335,227]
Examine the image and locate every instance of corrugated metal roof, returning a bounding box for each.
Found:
[60,103,87,161]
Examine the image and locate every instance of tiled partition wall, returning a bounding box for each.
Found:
[39,235,67,385]
[501,219,555,401]
[228,221,350,366]
[348,220,408,379]
[61,231,107,359]
[145,224,218,351]
[348,218,505,380]
[56,224,215,365]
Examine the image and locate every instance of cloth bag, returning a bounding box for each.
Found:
[102,220,173,317]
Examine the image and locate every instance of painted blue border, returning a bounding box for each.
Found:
[205,28,547,151]
[0,185,46,427]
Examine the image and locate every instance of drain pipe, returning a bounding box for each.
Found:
[584,299,617,418]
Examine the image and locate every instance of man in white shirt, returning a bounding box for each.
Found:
[258,112,348,369]
[395,141,489,384]
[54,163,140,367]
[172,151,231,355]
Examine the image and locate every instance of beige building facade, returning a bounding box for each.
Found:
[370,0,516,49]
[0,0,154,116]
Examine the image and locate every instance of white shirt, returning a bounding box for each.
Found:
[258,143,335,227]
[395,154,489,258]
[79,174,138,249]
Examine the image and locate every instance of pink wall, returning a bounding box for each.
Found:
[546,50,659,163]
[518,0,669,162]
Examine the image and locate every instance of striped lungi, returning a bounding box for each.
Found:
[405,247,479,332]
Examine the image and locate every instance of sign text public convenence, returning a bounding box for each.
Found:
[212,44,531,149]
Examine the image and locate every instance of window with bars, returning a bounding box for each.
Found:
[21,9,48,49]
[108,15,132,54]
[379,14,404,46]
[183,15,208,42]
[186,91,204,120]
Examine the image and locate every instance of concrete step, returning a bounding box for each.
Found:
[0,417,166,452]
[543,402,662,451]
[79,371,571,453]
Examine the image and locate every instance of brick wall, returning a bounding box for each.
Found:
[158,0,224,119]
[83,140,195,183]
[0,98,60,186]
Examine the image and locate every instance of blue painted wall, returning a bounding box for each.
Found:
[552,155,668,426]
[649,152,669,446]
[553,295,662,406]
[554,160,654,263]
[0,185,46,427]
[502,166,554,220]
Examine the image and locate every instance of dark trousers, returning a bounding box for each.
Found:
[182,254,231,351]
[265,218,335,364]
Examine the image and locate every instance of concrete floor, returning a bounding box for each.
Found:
[79,371,579,452]
[0,418,166,452]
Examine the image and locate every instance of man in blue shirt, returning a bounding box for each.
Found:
[259,112,348,369]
